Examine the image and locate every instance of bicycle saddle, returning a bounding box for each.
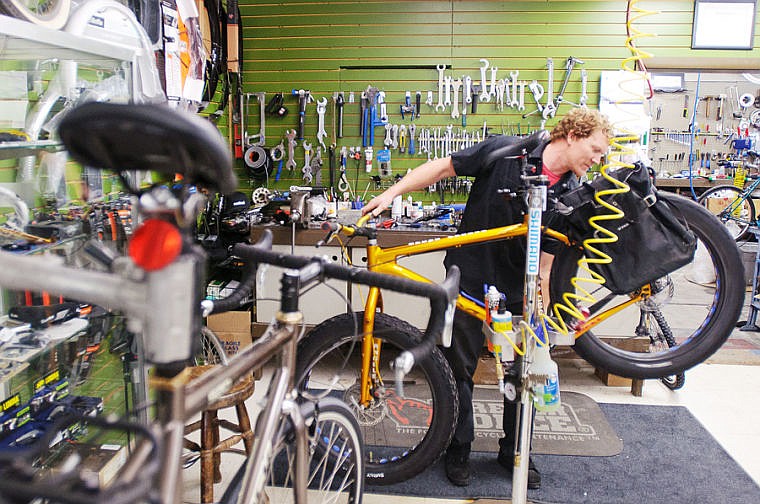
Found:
[58,102,237,194]
[483,129,549,168]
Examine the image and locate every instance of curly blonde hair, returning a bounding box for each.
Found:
[549,108,612,142]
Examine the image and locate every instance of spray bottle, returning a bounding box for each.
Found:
[530,326,561,412]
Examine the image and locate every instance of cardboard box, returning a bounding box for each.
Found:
[206,310,252,356]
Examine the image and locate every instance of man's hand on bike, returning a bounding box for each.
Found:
[362,193,394,217]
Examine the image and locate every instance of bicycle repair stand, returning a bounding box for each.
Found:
[740,228,760,332]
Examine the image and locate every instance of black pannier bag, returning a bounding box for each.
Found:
[554,162,698,295]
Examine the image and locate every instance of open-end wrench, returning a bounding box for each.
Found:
[436,64,446,112]
[543,58,556,119]
[479,59,491,102]
[384,123,393,147]
[444,75,453,107]
[579,68,588,107]
[316,97,328,149]
[391,124,399,149]
[464,75,473,104]
[518,81,526,111]
[510,71,519,108]
[285,129,298,171]
[489,66,498,98]
[378,91,388,123]
[495,79,505,111]
[452,78,462,119]
[302,141,313,183]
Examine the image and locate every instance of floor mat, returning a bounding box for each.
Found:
[471,389,622,457]
[366,403,760,503]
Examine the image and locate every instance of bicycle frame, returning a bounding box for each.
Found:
[352,209,647,408]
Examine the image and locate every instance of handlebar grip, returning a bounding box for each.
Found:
[321,221,339,232]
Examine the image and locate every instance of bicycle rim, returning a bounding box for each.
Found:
[551,192,745,379]
[223,398,363,503]
[296,312,458,485]
[0,0,71,29]
[698,185,755,241]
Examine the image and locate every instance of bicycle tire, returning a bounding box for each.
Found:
[220,397,364,504]
[550,192,744,379]
[198,0,224,108]
[296,312,458,485]
[0,0,71,30]
[698,185,756,241]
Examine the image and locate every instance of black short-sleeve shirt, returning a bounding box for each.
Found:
[444,135,577,307]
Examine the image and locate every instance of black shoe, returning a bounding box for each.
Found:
[444,445,471,486]
[497,451,541,490]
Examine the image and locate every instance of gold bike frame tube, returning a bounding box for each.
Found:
[361,287,381,405]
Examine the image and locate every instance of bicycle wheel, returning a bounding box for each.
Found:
[296,312,458,485]
[550,192,745,379]
[220,398,363,504]
[698,185,755,241]
[193,326,228,366]
[0,0,71,29]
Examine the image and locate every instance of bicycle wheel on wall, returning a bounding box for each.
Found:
[550,192,745,379]
[698,185,756,241]
[296,312,458,485]
[220,398,364,504]
[0,0,71,29]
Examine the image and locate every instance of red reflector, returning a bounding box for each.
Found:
[128,219,182,271]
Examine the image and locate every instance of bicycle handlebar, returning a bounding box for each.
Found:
[211,230,459,360]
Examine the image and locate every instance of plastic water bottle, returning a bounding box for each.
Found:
[530,340,561,412]
[490,299,513,361]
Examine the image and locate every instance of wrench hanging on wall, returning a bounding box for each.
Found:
[542,58,556,119]
[554,56,584,113]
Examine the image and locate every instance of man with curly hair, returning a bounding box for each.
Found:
[362,107,612,489]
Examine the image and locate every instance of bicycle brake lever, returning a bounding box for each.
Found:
[317,221,340,247]
[391,351,415,397]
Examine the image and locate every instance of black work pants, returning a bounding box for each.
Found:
[441,307,530,454]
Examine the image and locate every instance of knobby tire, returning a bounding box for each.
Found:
[551,192,744,379]
[296,312,458,485]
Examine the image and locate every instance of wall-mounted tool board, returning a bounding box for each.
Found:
[647,72,760,178]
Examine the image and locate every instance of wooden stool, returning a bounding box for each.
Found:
[183,365,255,503]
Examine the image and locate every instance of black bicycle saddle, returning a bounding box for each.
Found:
[58,102,237,194]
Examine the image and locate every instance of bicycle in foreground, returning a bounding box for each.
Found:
[0,101,458,504]
[295,132,746,489]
